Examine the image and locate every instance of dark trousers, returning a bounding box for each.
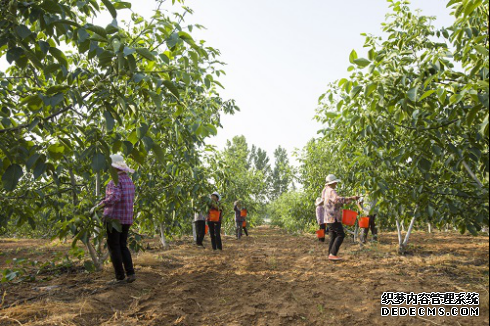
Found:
[236,221,243,239]
[361,214,378,243]
[208,221,222,250]
[327,222,345,256]
[243,227,248,236]
[195,220,206,246]
[107,224,135,280]
[318,223,327,242]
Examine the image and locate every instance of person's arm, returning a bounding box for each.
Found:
[101,181,122,207]
[331,189,358,205]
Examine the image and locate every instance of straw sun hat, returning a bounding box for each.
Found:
[325,174,341,185]
[315,198,324,206]
[110,154,134,173]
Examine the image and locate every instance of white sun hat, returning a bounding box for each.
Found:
[110,154,134,173]
[211,192,221,201]
[315,197,324,206]
[325,174,341,185]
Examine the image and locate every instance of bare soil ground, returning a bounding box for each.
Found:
[0,226,488,326]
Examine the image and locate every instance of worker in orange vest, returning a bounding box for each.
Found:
[207,192,223,251]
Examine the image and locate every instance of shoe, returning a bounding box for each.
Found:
[328,255,343,261]
[126,274,136,283]
[106,278,126,285]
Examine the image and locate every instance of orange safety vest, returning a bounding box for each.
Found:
[209,209,220,222]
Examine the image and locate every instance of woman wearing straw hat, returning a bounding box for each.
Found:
[90,154,136,284]
[323,174,359,261]
[315,197,326,242]
[207,192,223,251]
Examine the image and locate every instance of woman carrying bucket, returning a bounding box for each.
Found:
[315,197,326,242]
[234,200,245,239]
[207,192,223,251]
[323,174,359,261]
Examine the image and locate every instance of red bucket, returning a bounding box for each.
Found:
[242,221,247,227]
[359,217,370,228]
[316,229,325,238]
[342,209,358,226]
[205,224,209,235]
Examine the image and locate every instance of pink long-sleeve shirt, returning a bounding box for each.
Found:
[323,187,350,223]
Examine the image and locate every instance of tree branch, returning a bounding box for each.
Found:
[0,106,73,134]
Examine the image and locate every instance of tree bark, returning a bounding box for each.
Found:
[160,223,170,250]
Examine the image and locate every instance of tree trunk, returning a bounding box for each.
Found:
[428,222,433,234]
[396,217,403,247]
[160,223,170,250]
[397,216,416,255]
[86,240,108,271]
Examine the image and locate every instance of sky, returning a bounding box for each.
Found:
[1,0,455,165]
[180,0,454,165]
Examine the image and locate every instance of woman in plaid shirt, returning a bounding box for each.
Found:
[322,174,359,261]
[92,154,136,285]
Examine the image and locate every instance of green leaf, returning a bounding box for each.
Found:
[91,153,106,172]
[33,161,47,180]
[135,48,156,61]
[137,123,149,139]
[418,90,435,101]
[101,0,117,18]
[349,50,358,64]
[149,91,162,109]
[86,25,107,38]
[113,1,132,9]
[40,0,62,13]
[407,87,419,102]
[123,46,135,57]
[2,164,24,191]
[353,58,370,68]
[47,143,65,154]
[365,83,377,97]
[478,93,489,109]
[109,166,119,185]
[349,86,362,99]
[152,143,166,163]
[474,44,488,55]
[418,157,432,172]
[49,47,68,67]
[449,94,463,105]
[104,110,114,131]
[162,80,180,99]
[436,88,447,104]
[15,25,32,39]
[466,106,480,126]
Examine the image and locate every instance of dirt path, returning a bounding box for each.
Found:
[0,226,488,325]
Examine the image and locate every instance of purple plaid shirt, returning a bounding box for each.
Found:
[101,173,135,225]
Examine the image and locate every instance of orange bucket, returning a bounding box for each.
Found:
[359,217,370,228]
[316,229,325,238]
[209,210,220,222]
[240,209,247,217]
[342,209,358,226]
[242,221,247,227]
[205,224,209,235]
